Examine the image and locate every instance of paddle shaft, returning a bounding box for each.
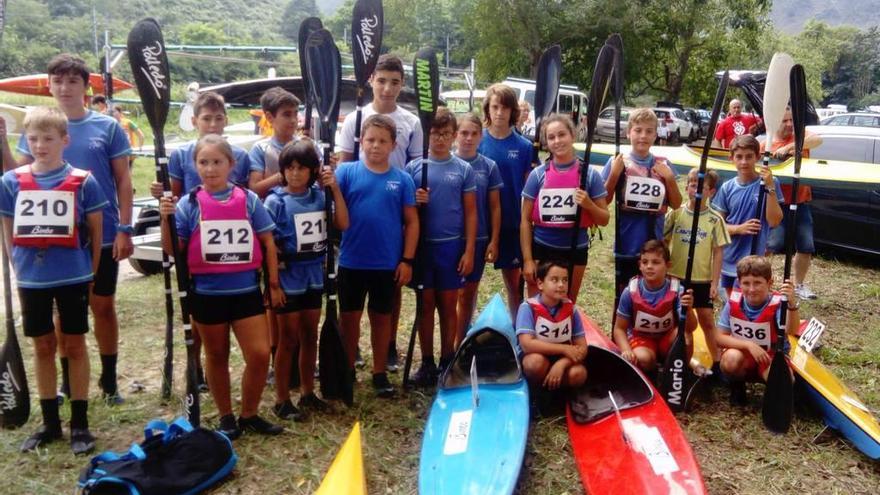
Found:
[403,135,429,389]
[610,36,624,323]
[353,89,364,158]
[154,148,175,400]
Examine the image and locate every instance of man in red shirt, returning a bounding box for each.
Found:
[712,99,761,148]
[761,107,823,299]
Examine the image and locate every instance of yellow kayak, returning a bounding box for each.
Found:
[315,422,367,495]
[690,325,714,373]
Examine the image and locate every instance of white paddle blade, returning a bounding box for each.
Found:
[763,52,795,139]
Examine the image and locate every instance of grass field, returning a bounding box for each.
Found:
[1,98,879,493]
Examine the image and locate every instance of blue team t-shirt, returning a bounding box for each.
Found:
[477,129,533,230]
[17,110,130,246]
[616,278,683,334]
[264,186,326,295]
[601,152,675,259]
[175,186,275,295]
[515,297,586,339]
[711,176,784,277]
[456,153,503,241]
[0,164,108,288]
[522,160,607,249]
[405,156,477,243]
[336,161,416,270]
[168,141,253,193]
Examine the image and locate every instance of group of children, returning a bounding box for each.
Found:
[0,51,807,455]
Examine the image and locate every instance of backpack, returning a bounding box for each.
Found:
[77,417,237,495]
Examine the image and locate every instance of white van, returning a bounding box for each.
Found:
[503,77,589,141]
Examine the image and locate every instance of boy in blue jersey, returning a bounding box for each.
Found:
[336,115,419,398]
[454,113,503,345]
[478,83,534,317]
[711,135,783,297]
[8,54,133,404]
[405,108,477,386]
[249,87,311,198]
[1,107,107,454]
[602,108,682,322]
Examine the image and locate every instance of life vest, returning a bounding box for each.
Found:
[619,155,669,214]
[529,160,595,228]
[187,187,263,275]
[527,296,575,344]
[628,276,679,335]
[728,289,782,351]
[12,165,88,249]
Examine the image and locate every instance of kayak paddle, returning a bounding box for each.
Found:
[660,71,729,412]
[305,28,352,405]
[128,18,200,425]
[298,17,323,137]
[606,33,625,321]
[752,52,794,256]
[761,65,805,434]
[402,47,439,390]
[350,0,384,159]
[567,43,613,293]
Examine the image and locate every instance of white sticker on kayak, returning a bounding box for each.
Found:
[798,317,826,354]
[622,419,680,476]
[443,410,473,455]
[842,395,871,414]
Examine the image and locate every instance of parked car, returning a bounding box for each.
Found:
[653,107,694,143]
[682,108,706,139]
[819,112,880,128]
[801,125,880,255]
[595,107,630,142]
[504,77,589,141]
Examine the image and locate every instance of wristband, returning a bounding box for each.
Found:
[400,257,414,266]
[787,304,799,311]
[116,223,134,235]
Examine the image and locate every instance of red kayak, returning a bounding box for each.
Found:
[566,311,707,494]
[0,74,134,97]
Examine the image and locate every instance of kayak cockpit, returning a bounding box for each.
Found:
[569,345,654,424]
[441,327,522,389]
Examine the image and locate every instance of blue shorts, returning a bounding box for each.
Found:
[414,239,465,291]
[465,240,489,283]
[720,273,739,289]
[493,228,522,270]
[279,259,324,295]
[767,203,815,254]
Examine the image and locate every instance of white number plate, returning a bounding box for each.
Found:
[201,219,253,263]
[797,317,826,354]
[443,410,473,455]
[13,190,75,238]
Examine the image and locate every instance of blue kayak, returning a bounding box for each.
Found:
[418,293,530,495]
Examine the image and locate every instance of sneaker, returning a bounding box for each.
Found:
[372,372,396,398]
[273,399,306,422]
[796,284,818,300]
[409,361,438,388]
[197,368,209,393]
[386,348,400,373]
[70,428,96,455]
[354,347,365,369]
[298,393,331,413]
[102,392,125,406]
[217,414,242,441]
[729,381,748,407]
[238,415,284,436]
[20,425,62,452]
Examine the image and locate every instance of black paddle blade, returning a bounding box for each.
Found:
[414,47,440,156]
[0,316,30,428]
[126,18,171,135]
[534,45,562,132]
[659,329,689,412]
[700,71,730,162]
[298,17,323,131]
[352,0,384,88]
[762,351,793,433]
[305,29,343,141]
[319,303,353,406]
[790,65,807,164]
[585,44,615,144]
[606,34,624,149]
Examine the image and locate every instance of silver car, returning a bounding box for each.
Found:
[653,107,694,143]
[595,107,669,144]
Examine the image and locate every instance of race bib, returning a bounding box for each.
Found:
[538,187,577,223]
[200,219,254,263]
[633,310,675,334]
[729,316,772,350]
[623,176,665,212]
[293,211,327,253]
[535,315,572,343]
[13,190,75,239]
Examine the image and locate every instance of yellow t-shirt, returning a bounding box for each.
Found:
[663,206,731,282]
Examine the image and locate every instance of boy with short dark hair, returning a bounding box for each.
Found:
[711,135,783,296]
[9,54,133,404]
[248,87,305,197]
[1,107,107,454]
[336,114,419,398]
[716,255,799,405]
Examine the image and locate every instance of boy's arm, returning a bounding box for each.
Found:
[329,178,350,231]
[396,205,419,287]
[87,211,103,275]
[258,230,285,307]
[518,333,577,357]
[111,155,134,260]
[520,198,536,283]
[654,160,682,209]
[463,191,476,256]
[764,183,784,228]
[487,189,501,260]
[603,155,624,199]
[1,217,11,258]
[612,315,633,354]
[249,172,283,198]
[711,245,723,299]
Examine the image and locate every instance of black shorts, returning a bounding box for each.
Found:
[189,290,265,325]
[615,258,641,293]
[531,241,589,267]
[19,283,90,337]
[277,289,324,313]
[338,267,395,314]
[687,282,714,309]
[92,247,119,297]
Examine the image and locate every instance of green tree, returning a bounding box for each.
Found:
[280,0,320,42]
